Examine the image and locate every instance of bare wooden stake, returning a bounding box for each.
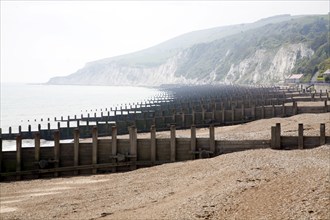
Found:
[272,104,276,117]
[209,124,215,154]
[111,126,117,173]
[241,104,245,119]
[92,126,98,174]
[150,125,156,164]
[324,100,328,113]
[293,101,298,115]
[191,125,196,160]
[129,126,137,170]
[320,123,326,145]
[54,130,60,177]
[298,124,304,149]
[202,107,205,122]
[16,135,22,180]
[275,123,281,149]
[271,126,276,149]
[34,132,40,164]
[261,106,265,119]
[73,129,80,175]
[170,125,176,162]
[231,106,235,123]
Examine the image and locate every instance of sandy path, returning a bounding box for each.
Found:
[0,112,329,220]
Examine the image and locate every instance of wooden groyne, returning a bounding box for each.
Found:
[1,85,329,181]
[0,122,328,182]
[1,85,329,140]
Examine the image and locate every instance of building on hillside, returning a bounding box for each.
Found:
[323,69,330,76]
[322,69,330,82]
[285,74,303,84]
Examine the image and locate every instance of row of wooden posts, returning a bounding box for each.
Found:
[2,85,328,139]
[2,98,328,141]
[0,122,328,181]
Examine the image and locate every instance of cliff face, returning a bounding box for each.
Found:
[224,43,314,84]
[49,52,194,86]
[48,14,329,86]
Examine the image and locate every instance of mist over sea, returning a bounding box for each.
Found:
[1,83,163,151]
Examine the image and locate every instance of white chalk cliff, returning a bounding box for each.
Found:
[48,14,328,86]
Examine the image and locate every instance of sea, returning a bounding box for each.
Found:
[1,83,165,151]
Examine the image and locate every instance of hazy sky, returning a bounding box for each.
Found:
[1,1,329,83]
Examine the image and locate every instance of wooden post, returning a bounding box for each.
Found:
[298,124,304,149]
[271,126,276,149]
[272,104,276,117]
[209,124,215,155]
[191,125,196,160]
[33,132,40,177]
[192,108,196,125]
[54,130,60,177]
[261,106,265,119]
[16,135,22,180]
[181,112,185,127]
[34,132,40,164]
[64,121,72,140]
[73,129,80,175]
[92,126,98,174]
[221,108,225,123]
[293,101,298,115]
[275,123,281,149]
[170,125,176,162]
[231,106,235,123]
[324,100,328,113]
[241,104,245,120]
[212,104,216,121]
[282,103,286,116]
[150,125,156,165]
[111,126,117,173]
[172,109,176,123]
[129,126,137,170]
[320,123,326,145]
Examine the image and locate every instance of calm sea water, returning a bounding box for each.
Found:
[1,83,164,150]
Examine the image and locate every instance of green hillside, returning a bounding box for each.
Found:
[97,14,297,67]
[175,15,329,81]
